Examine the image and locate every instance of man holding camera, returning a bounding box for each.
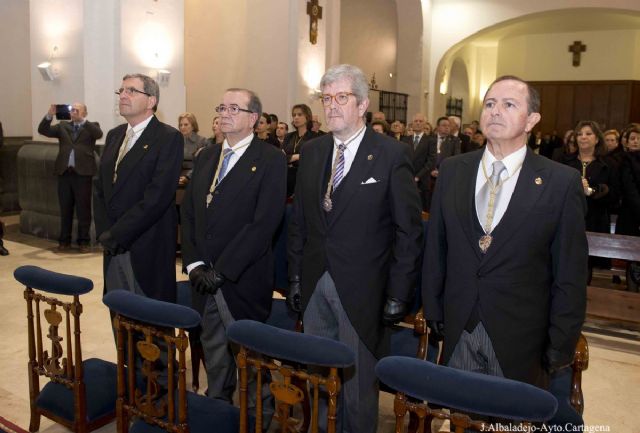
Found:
[38,103,102,252]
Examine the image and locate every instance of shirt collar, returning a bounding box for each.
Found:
[127,115,154,136]
[223,133,254,156]
[484,144,527,177]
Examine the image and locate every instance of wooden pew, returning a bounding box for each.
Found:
[586,231,640,325]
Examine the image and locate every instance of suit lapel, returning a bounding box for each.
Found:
[198,145,221,230]
[207,138,263,229]
[112,116,159,195]
[479,149,549,267]
[327,128,379,227]
[314,137,334,229]
[103,126,127,200]
[455,150,483,260]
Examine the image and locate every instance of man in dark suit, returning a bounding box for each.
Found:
[402,112,432,210]
[287,64,423,433]
[181,88,286,418]
[94,73,182,303]
[38,103,102,252]
[423,76,588,388]
[422,116,461,210]
[449,115,476,153]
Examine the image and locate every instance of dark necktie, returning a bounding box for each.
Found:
[413,135,420,150]
[72,124,80,140]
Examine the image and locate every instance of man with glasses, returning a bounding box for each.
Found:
[94,73,182,305]
[38,102,102,253]
[287,64,423,433]
[180,88,286,423]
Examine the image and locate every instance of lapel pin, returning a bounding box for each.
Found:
[367,154,373,161]
[535,177,542,185]
[143,144,149,150]
[251,166,257,172]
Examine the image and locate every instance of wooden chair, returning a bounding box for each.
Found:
[14,265,117,433]
[102,290,240,433]
[226,319,356,433]
[376,356,558,433]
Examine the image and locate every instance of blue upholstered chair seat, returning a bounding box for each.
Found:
[227,320,355,368]
[376,356,558,422]
[36,358,117,423]
[129,392,240,433]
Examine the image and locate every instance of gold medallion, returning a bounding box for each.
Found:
[322,196,332,212]
[479,234,492,253]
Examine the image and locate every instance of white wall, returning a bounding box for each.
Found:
[426,0,640,120]
[0,1,31,136]
[339,0,398,92]
[497,30,640,81]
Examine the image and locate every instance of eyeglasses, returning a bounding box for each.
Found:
[320,92,355,106]
[215,104,254,115]
[115,87,151,97]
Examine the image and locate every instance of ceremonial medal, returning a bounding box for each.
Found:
[206,193,213,208]
[322,196,332,212]
[479,234,492,253]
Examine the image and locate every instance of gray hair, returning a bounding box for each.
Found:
[226,88,262,129]
[123,73,160,112]
[320,64,369,105]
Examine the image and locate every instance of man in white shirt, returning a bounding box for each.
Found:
[180,88,286,421]
[94,73,182,303]
[423,76,588,388]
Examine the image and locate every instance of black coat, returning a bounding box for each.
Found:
[423,149,588,387]
[563,155,619,234]
[38,116,103,176]
[94,116,183,302]
[288,128,423,358]
[181,138,287,321]
[615,151,640,236]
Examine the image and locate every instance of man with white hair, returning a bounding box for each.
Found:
[287,64,423,433]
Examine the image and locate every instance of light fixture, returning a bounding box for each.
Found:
[156,69,171,86]
[37,62,56,81]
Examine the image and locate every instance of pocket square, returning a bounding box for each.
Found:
[361,177,379,185]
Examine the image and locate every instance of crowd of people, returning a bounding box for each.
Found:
[28,65,639,432]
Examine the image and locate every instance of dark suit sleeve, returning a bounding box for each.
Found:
[214,150,287,281]
[180,155,200,270]
[109,129,183,248]
[287,146,308,279]
[38,116,60,138]
[385,144,424,301]
[84,121,103,140]
[421,158,449,322]
[93,129,115,239]
[547,170,588,365]
[620,159,640,218]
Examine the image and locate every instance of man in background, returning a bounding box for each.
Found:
[38,103,102,253]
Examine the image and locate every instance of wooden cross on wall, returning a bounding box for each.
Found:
[307,0,322,44]
[568,41,586,67]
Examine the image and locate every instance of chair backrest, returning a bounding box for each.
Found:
[376,356,558,433]
[102,290,201,433]
[226,320,355,433]
[14,265,95,430]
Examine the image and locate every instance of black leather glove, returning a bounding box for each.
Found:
[427,320,445,341]
[98,230,126,255]
[543,348,573,375]
[382,297,408,326]
[189,265,225,295]
[286,276,302,313]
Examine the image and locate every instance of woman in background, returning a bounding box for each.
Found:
[282,104,318,196]
[178,112,207,185]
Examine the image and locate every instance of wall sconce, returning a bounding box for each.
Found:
[439,80,448,95]
[37,45,59,81]
[156,69,171,86]
[37,62,56,81]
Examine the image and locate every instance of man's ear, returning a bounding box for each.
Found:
[525,112,541,133]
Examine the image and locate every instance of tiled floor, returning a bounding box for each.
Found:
[0,215,638,433]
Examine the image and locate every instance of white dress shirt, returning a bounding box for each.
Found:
[125,115,154,151]
[474,145,527,232]
[331,126,366,179]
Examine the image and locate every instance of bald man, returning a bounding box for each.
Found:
[39,103,103,252]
